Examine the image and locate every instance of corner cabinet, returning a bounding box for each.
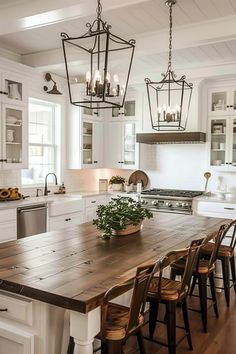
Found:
[208,116,236,171]
[105,121,139,169]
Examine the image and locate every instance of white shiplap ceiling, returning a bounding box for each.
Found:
[0,0,235,81]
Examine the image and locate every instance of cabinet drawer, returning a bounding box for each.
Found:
[0,291,33,325]
[0,208,16,223]
[49,211,84,231]
[195,201,236,218]
[85,195,107,208]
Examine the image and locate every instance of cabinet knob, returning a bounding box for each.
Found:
[0,308,8,312]
[0,91,8,95]
[93,161,98,163]
[65,218,71,222]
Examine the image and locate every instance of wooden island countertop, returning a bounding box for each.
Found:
[0,213,228,314]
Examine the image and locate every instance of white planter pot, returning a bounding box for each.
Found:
[111,183,123,191]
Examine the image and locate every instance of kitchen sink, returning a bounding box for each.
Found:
[48,196,84,216]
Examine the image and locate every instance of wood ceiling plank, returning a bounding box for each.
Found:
[211,0,236,16]
[194,0,220,19]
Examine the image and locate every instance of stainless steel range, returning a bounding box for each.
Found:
[140,189,203,215]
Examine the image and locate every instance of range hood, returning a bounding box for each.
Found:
[136,132,206,145]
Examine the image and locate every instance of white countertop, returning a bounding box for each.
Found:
[194,194,236,204]
[0,191,137,210]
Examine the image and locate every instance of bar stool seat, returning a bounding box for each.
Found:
[171,258,215,274]
[203,242,233,258]
[148,277,186,301]
[101,303,144,340]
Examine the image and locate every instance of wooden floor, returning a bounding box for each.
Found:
[124,288,236,354]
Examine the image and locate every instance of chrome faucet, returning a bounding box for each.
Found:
[44,173,58,196]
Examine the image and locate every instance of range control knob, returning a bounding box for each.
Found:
[176,202,182,207]
[166,202,172,208]
[182,202,188,207]
[152,201,158,206]
[140,199,147,205]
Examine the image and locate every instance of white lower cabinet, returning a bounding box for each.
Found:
[193,199,236,218]
[48,211,84,231]
[0,208,16,242]
[0,322,34,354]
[84,195,108,222]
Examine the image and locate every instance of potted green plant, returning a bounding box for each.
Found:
[109,175,125,191]
[93,197,153,239]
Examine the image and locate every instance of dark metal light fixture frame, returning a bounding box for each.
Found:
[145,0,193,131]
[43,73,62,95]
[61,0,135,110]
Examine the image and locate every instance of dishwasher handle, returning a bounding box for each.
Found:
[18,205,47,213]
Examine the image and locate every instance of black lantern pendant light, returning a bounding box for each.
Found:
[145,0,193,131]
[61,0,135,110]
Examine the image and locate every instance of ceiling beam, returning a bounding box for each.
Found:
[0,0,150,36]
[22,14,236,70]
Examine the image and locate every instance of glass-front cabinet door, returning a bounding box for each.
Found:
[112,100,136,118]
[1,72,26,105]
[82,121,93,166]
[210,118,227,168]
[229,118,236,167]
[208,87,236,116]
[123,122,138,169]
[1,104,27,169]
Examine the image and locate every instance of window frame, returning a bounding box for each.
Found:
[22,98,61,187]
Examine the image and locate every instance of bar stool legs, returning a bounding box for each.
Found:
[149,300,159,340]
[221,257,230,307]
[230,256,236,293]
[166,301,176,354]
[182,298,193,350]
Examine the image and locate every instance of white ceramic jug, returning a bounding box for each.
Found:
[8,84,21,100]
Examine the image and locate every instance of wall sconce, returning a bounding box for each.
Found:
[43,73,62,95]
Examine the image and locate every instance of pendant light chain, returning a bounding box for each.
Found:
[96,0,102,20]
[168,2,173,72]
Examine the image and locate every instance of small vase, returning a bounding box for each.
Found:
[6,129,14,142]
[112,222,143,236]
[111,183,123,191]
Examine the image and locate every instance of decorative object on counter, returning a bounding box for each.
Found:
[43,73,62,95]
[136,180,142,194]
[144,0,192,131]
[128,170,149,188]
[6,129,15,142]
[99,179,108,192]
[125,182,133,193]
[54,182,66,194]
[93,197,153,239]
[61,0,135,110]
[203,172,211,196]
[0,188,22,201]
[109,175,125,191]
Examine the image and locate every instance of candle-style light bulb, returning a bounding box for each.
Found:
[157,106,162,114]
[86,71,91,83]
[113,74,119,84]
[106,72,111,83]
[94,70,101,82]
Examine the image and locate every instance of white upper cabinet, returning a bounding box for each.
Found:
[0,69,28,170]
[208,86,236,116]
[1,104,28,169]
[82,120,103,168]
[1,71,27,106]
[104,121,139,169]
[112,99,136,119]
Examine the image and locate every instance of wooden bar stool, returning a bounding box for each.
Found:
[170,225,225,333]
[201,219,236,307]
[96,262,160,354]
[146,239,203,354]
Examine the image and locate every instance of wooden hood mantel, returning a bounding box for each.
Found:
[136,132,206,144]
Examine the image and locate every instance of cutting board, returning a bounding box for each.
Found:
[128,170,149,187]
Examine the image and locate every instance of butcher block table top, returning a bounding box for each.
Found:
[0,214,229,313]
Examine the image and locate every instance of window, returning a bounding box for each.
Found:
[22,99,61,185]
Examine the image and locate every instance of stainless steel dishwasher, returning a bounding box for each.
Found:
[17,204,47,239]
